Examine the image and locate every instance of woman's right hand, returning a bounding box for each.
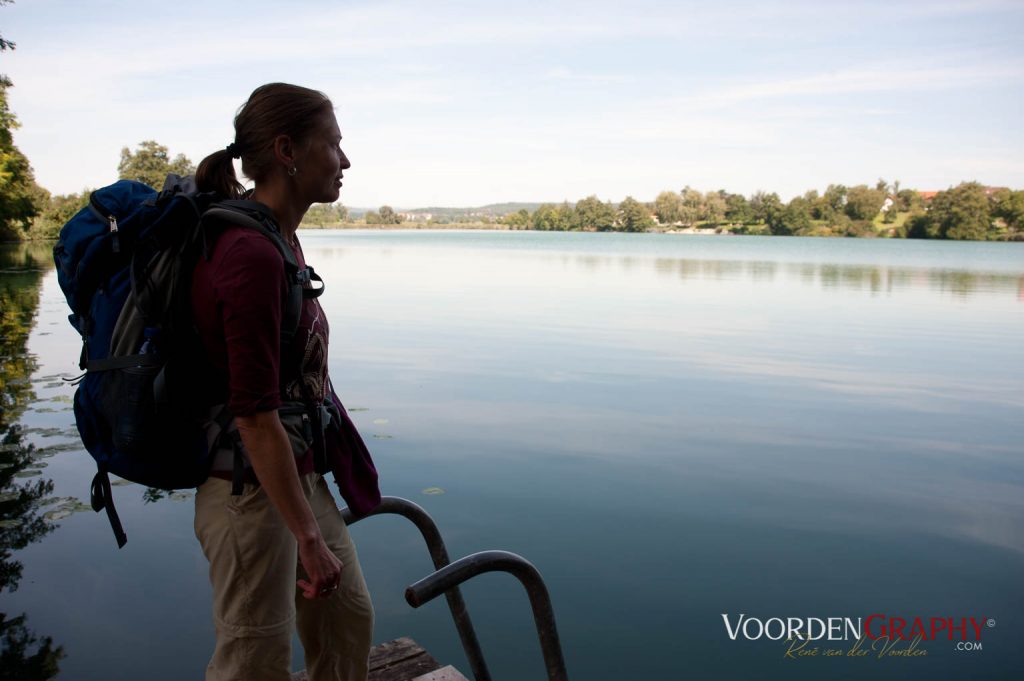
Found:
[297,535,344,600]
[236,410,344,599]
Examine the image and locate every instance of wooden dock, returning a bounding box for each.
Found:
[290,637,468,681]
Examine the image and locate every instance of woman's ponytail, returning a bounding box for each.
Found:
[195,148,245,198]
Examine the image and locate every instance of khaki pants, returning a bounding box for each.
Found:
[194,473,374,681]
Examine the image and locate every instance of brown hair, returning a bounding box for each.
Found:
[195,83,334,198]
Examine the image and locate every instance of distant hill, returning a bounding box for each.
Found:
[348,202,557,221]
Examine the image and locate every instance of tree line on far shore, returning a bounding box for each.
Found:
[499,182,1024,241]
[4,125,1022,242]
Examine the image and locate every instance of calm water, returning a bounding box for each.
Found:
[2,231,1023,680]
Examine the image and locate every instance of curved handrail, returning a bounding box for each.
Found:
[406,550,569,681]
[342,496,491,681]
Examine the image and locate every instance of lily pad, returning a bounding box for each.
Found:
[41,496,79,507]
[169,491,193,502]
[42,497,92,520]
[24,427,65,438]
[33,442,81,457]
[0,519,22,529]
[347,407,369,412]
[372,434,393,440]
[372,418,389,425]
[0,490,21,503]
[422,487,445,496]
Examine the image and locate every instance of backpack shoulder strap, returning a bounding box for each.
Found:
[199,202,323,345]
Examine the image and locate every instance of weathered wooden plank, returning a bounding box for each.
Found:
[411,665,471,681]
[369,638,440,681]
[291,637,445,681]
[369,636,434,670]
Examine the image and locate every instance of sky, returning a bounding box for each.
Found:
[3,0,1023,208]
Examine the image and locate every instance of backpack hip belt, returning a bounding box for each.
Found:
[208,399,338,495]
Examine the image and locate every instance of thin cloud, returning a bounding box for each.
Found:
[669,60,1024,111]
[543,67,634,84]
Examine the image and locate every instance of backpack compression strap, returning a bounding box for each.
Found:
[91,470,127,548]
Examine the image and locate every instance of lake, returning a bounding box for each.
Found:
[2,231,1022,680]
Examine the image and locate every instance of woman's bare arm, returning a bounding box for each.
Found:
[235,410,342,599]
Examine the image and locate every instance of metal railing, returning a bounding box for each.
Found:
[342,496,568,681]
[406,550,568,681]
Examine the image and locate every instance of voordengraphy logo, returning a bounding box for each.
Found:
[721,613,990,660]
[721,614,862,642]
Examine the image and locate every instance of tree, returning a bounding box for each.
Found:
[555,202,574,230]
[724,193,754,224]
[800,189,827,221]
[28,190,89,240]
[653,190,683,225]
[617,196,654,232]
[679,186,704,226]
[0,82,41,240]
[772,196,812,235]
[0,7,51,241]
[896,188,923,214]
[117,140,195,189]
[571,195,615,231]
[301,202,348,227]
[927,182,992,240]
[821,184,848,222]
[364,210,381,225]
[842,220,876,238]
[904,213,935,239]
[844,184,886,221]
[533,203,570,231]
[703,190,727,224]
[991,189,1024,231]
[377,205,402,225]
[750,191,782,226]
[503,208,531,229]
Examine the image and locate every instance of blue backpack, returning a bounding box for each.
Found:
[54,175,323,547]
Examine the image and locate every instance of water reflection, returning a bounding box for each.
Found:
[0,242,65,677]
[565,251,1018,297]
[646,256,1020,297]
[302,230,1023,298]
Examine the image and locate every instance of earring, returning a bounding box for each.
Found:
[288,166,297,177]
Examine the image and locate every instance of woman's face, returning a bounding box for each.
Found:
[297,111,351,205]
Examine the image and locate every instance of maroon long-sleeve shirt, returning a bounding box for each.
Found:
[191,225,380,515]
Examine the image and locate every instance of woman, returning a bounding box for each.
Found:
[191,83,379,681]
